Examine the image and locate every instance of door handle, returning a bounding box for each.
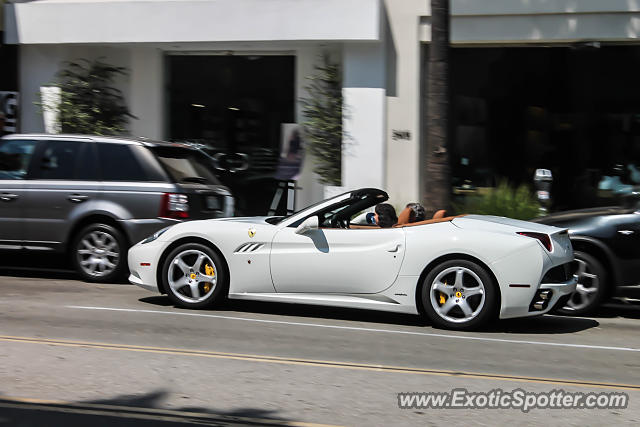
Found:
[68,194,89,203]
[387,245,401,253]
[0,193,18,202]
[618,230,635,235]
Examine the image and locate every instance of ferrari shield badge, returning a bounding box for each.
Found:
[248,227,256,238]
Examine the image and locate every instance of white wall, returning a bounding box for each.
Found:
[5,0,381,44]
[129,48,163,140]
[19,45,131,133]
[384,0,429,208]
[339,42,387,196]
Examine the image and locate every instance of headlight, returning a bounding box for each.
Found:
[141,226,171,244]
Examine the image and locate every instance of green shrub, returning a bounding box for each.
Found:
[40,59,135,135]
[456,180,541,220]
[301,54,342,186]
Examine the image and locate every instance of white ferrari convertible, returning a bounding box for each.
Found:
[128,188,577,330]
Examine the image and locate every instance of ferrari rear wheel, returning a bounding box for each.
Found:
[421,259,497,330]
[162,243,227,309]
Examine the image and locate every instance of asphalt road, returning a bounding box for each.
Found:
[1,267,639,426]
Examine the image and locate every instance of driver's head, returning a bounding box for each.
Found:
[374,203,398,228]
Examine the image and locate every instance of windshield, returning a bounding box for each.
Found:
[276,189,388,226]
[151,147,221,186]
[275,192,352,225]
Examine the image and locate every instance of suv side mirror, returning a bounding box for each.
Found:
[294,216,319,235]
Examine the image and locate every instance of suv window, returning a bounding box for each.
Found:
[150,146,221,185]
[0,139,38,180]
[33,140,93,180]
[97,143,147,181]
[76,142,100,180]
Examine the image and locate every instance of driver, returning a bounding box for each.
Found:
[374,203,398,228]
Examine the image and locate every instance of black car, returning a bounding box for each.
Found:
[534,199,640,314]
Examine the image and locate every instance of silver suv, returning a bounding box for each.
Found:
[0,134,234,282]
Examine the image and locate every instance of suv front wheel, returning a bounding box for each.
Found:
[71,223,127,283]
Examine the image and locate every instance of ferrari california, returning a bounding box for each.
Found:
[128,188,577,330]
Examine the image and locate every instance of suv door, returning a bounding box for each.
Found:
[0,139,38,248]
[23,140,100,250]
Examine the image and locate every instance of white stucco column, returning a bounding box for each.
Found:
[339,41,387,196]
[384,0,429,207]
[294,46,329,210]
[129,47,163,139]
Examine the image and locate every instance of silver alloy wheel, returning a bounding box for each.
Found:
[167,249,218,304]
[77,230,120,278]
[429,266,486,324]
[565,258,599,311]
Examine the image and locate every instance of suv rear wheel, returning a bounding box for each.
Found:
[71,223,127,283]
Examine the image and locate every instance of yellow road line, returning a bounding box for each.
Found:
[0,395,340,427]
[1,335,639,391]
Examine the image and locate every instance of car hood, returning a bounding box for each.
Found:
[214,216,275,225]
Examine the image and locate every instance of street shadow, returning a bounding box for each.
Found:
[139,296,599,333]
[0,389,300,427]
[139,296,174,306]
[0,252,129,284]
[0,251,77,279]
[139,295,428,327]
[564,301,640,321]
[480,315,599,334]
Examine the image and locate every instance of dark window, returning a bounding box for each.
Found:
[97,143,147,181]
[76,143,100,180]
[150,146,221,185]
[34,140,87,180]
[133,146,170,182]
[0,139,38,180]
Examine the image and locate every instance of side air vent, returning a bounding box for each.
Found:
[235,243,265,253]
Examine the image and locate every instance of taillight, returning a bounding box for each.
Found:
[517,232,552,251]
[159,193,189,219]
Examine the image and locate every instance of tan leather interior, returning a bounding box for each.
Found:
[394,215,465,228]
[396,207,412,226]
[432,209,446,219]
[349,224,379,229]
[350,214,464,229]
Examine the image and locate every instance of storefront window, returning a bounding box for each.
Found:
[441,45,640,210]
[166,54,295,215]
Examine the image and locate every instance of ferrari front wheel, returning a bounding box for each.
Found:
[421,259,498,330]
[162,243,227,309]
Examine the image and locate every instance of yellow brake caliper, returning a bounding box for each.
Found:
[203,264,215,293]
[439,281,447,305]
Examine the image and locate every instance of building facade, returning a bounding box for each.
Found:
[5,0,640,212]
[0,0,18,135]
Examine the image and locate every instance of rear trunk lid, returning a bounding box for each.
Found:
[452,215,573,259]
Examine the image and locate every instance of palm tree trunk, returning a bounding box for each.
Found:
[424,0,451,212]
